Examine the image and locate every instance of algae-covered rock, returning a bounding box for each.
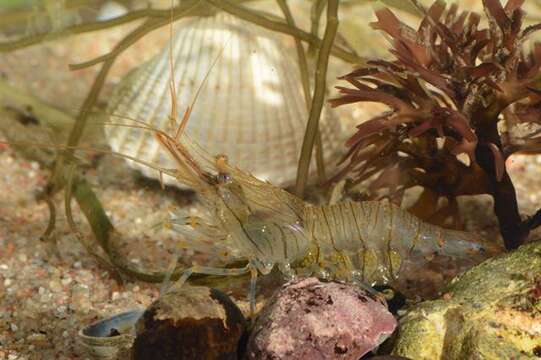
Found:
[392,240,541,360]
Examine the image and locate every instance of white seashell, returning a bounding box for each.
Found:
[106,12,344,188]
[96,2,128,22]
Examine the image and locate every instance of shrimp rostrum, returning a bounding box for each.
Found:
[154,128,502,312]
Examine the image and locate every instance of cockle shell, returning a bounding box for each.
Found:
[105,12,344,187]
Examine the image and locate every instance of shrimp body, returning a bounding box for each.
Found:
[160,133,500,303]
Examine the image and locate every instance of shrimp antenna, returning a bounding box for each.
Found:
[168,0,178,136]
[0,139,177,178]
[156,12,233,183]
[174,24,232,140]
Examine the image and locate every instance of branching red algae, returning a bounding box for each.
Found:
[330,0,541,250]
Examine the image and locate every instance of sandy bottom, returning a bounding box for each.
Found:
[1,137,540,359]
[0,141,180,359]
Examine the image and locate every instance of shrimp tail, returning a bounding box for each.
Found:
[386,203,503,297]
[438,228,502,260]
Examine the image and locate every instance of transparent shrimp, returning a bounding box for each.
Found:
[152,124,502,312]
[122,19,501,306]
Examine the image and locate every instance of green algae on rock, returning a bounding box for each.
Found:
[392,239,541,360]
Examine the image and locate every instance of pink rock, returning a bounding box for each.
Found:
[246,277,397,360]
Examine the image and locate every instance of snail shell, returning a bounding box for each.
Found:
[78,309,144,359]
[105,12,343,187]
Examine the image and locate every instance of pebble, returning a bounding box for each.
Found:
[49,280,62,293]
[247,278,397,360]
[133,285,247,360]
[53,305,68,319]
[26,333,47,344]
[70,284,91,312]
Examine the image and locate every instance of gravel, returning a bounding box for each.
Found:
[0,144,167,359]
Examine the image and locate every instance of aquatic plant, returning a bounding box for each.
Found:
[330,0,541,250]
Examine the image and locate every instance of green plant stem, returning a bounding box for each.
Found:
[0,1,258,52]
[64,164,122,281]
[0,0,107,28]
[308,0,328,184]
[275,0,311,106]
[295,0,338,197]
[70,3,211,70]
[69,175,173,282]
[0,78,76,134]
[70,176,167,282]
[1,1,363,65]
[40,194,57,241]
[0,8,154,52]
[276,0,326,183]
[309,0,326,56]
[204,0,362,64]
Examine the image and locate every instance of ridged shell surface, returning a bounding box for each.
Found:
[106,12,343,187]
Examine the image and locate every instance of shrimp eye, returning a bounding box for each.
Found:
[217,172,231,184]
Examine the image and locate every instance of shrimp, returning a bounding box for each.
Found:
[153,122,502,313]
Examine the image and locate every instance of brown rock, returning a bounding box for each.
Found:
[132,285,247,360]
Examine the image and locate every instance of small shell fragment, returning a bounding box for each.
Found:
[106,12,343,187]
[78,309,144,360]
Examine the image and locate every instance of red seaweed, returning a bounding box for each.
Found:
[330,0,541,250]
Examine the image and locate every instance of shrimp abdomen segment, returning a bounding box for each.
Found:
[302,201,500,287]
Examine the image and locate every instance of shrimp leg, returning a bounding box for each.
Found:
[165,262,259,315]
